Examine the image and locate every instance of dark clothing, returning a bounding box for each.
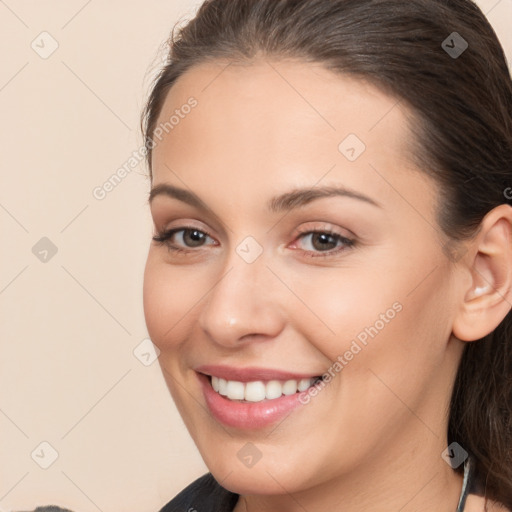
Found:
[159,472,239,512]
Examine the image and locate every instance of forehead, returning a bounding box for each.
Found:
[159,58,404,123]
[152,58,413,166]
[150,58,437,221]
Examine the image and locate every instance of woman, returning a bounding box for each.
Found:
[141,0,512,510]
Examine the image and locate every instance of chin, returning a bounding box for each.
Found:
[210,465,307,496]
[196,440,319,496]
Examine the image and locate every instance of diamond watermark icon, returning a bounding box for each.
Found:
[31,441,59,469]
[237,442,263,468]
[31,31,59,59]
[442,32,468,59]
[236,236,263,264]
[338,133,366,162]
[133,338,160,366]
[32,237,58,263]
[442,442,468,469]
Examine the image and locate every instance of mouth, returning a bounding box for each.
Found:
[208,374,323,402]
[195,365,326,429]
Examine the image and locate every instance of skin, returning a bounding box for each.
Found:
[143,58,512,512]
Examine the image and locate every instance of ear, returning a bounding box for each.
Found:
[452,204,512,342]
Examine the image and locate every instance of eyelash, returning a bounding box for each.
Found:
[152,225,355,259]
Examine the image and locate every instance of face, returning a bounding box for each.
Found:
[143,59,464,496]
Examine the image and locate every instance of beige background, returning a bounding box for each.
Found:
[0,1,511,511]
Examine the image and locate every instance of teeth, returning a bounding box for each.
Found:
[266,380,283,399]
[245,381,266,402]
[298,378,313,392]
[218,378,228,396]
[282,379,298,395]
[210,376,319,402]
[226,380,245,400]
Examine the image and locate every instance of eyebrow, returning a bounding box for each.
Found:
[148,183,382,213]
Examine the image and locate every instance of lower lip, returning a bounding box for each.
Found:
[197,372,307,430]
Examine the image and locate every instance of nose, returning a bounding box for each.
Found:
[197,250,285,348]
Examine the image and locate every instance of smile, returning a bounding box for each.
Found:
[210,375,322,402]
[195,366,325,429]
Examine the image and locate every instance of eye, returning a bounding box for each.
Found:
[152,225,355,259]
[291,229,355,258]
[152,226,217,252]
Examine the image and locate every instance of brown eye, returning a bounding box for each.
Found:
[152,227,216,251]
[309,232,339,251]
[181,229,208,247]
[297,231,352,252]
[290,229,355,259]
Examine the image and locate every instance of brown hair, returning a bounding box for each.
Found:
[140,0,512,507]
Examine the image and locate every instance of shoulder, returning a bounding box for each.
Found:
[465,494,511,512]
[158,472,239,512]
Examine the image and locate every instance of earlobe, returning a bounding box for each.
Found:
[452,204,512,342]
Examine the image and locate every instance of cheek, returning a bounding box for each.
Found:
[345,269,455,421]
[286,253,454,396]
[280,263,454,463]
[142,252,202,351]
[277,259,408,362]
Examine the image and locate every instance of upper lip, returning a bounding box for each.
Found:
[195,364,321,382]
